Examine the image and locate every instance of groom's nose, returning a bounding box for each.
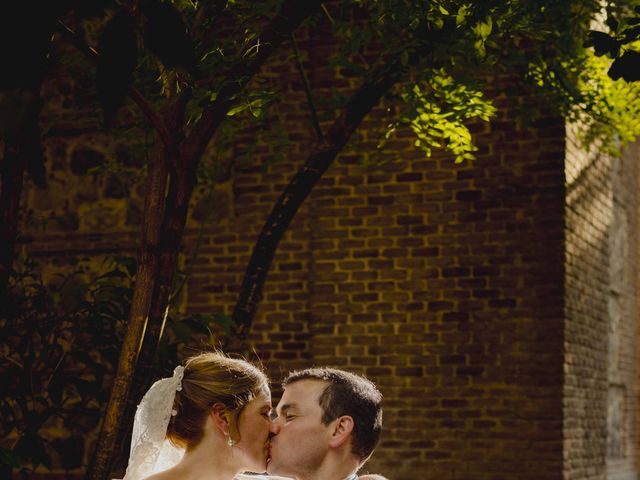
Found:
[269,419,280,435]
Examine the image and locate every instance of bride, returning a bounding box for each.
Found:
[122,351,274,480]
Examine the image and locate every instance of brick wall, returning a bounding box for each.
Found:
[564,127,640,480]
[180,80,568,478]
[11,26,640,480]
[564,126,611,479]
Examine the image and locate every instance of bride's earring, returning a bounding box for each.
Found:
[226,433,234,447]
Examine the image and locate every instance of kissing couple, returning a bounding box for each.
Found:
[120,351,389,480]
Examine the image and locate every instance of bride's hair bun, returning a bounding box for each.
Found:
[166,351,268,449]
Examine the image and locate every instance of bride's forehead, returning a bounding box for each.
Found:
[248,388,272,407]
[260,384,272,402]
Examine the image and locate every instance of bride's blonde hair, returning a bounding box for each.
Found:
[166,351,268,449]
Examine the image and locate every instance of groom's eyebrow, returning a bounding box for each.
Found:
[278,403,296,413]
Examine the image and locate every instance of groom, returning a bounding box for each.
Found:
[266,367,387,480]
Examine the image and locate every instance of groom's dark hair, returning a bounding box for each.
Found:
[283,367,383,462]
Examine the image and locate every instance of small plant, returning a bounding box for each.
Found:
[0,253,231,477]
[0,255,132,477]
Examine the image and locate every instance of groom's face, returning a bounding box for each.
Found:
[267,379,332,478]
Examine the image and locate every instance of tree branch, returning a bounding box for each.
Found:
[55,21,173,148]
[230,60,405,340]
[191,0,227,38]
[291,31,324,141]
[183,0,325,163]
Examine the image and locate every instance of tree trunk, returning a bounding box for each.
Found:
[89,3,325,477]
[109,153,196,476]
[128,154,196,408]
[119,0,326,440]
[86,140,169,480]
[230,62,404,340]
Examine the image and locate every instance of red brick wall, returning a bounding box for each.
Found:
[13,24,640,480]
[179,83,568,478]
[19,83,569,480]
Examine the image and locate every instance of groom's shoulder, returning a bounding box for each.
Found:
[235,475,292,480]
[235,475,390,480]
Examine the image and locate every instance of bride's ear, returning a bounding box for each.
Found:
[328,415,354,449]
[210,403,230,434]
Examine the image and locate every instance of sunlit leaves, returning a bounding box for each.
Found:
[225,89,279,118]
[393,72,496,163]
[563,51,640,154]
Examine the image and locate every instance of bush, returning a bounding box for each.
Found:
[0,255,131,477]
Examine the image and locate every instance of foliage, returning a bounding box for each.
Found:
[585,4,640,82]
[0,255,129,477]
[527,0,640,155]
[570,53,640,152]
[396,72,496,163]
[0,254,228,476]
[6,0,633,194]
[5,1,640,475]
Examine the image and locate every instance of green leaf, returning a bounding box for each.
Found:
[400,49,409,66]
[608,50,640,82]
[227,103,249,116]
[211,312,235,334]
[456,5,471,26]
[585,30,619,57]
[478,17,492,40]
[170,320,193,344]
[622,25,640,43]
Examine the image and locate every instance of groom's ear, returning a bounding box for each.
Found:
[328,415,354,449]
[210,403,230,434]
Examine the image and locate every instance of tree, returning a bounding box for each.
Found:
[2,1,639,478]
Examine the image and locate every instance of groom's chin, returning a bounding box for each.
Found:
[265,462,279,476]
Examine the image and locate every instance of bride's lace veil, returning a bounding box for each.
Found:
[121,366,186,480]
[119,352,269,480]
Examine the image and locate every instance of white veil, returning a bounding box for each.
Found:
[122,365,186,480]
